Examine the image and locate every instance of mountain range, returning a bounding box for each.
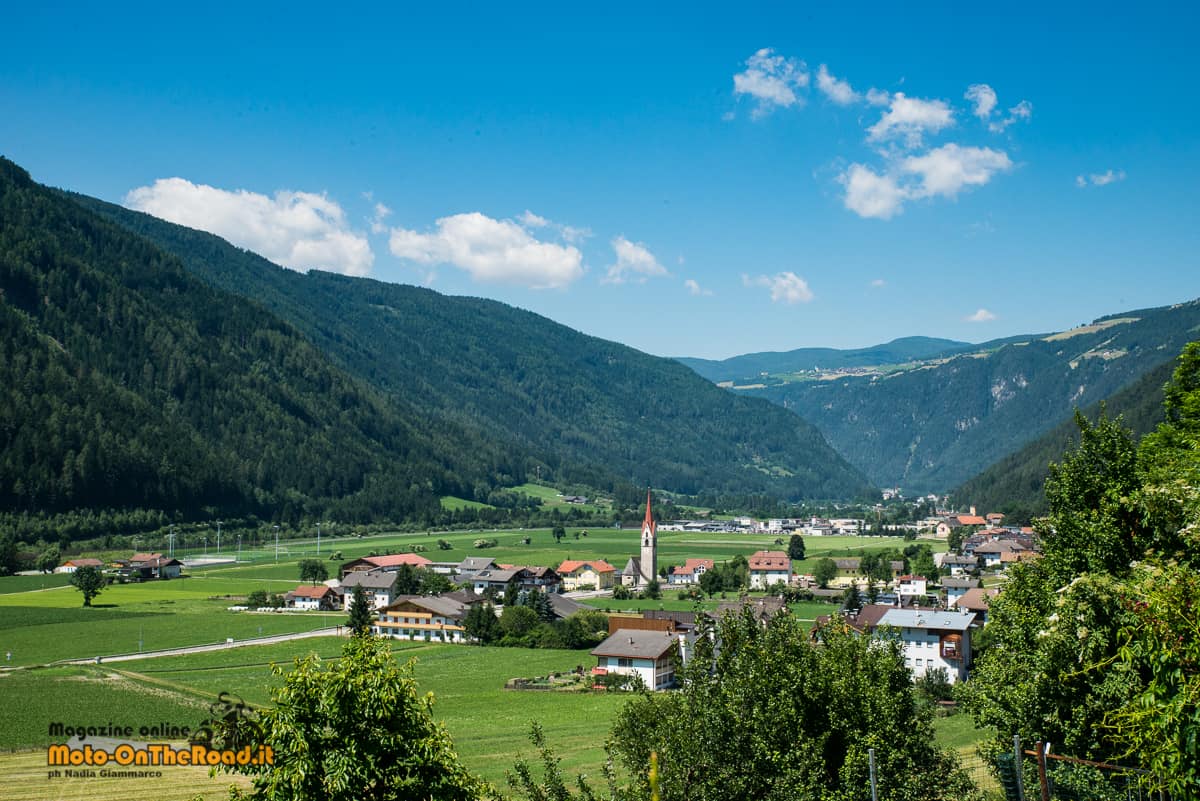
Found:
[685,305,1200,495]
[0,156,874,533]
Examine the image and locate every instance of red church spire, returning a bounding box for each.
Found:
[642,490,655,534]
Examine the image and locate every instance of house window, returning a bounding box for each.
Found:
[915,658,923,667]
[617,658,633,668]
[598,657,608,667]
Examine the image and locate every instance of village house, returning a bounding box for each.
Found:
[557,559,616,591]
[941,553,980,576]
[372,594,476,643]
[339,553,433,578]
[975,540,1026,568]
[941,576,979,608]
[667,558,714,586]
[748,550,791,589]
[286,584,341,610]
[956,587,1000,625]
[115,553,183,581]
[591,629,680,690]
[456,556,497,580]
[469,565,561,596]
[54,558,104,574]
[830,557,905,587]
[877,608,976,683]
[896,574,928,599]
[339,569,400,609]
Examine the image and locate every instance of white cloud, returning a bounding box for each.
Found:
[841,144,1012,219]
[865,88,891,107]
[902,144,1013,199]
[870,278,887,288]
[519,209,592,243]
[604,236,669,284]
[841,164,908,220]
[964,84,998,119]
[867,93,955,147]
[733,48,809,117]
[743,271,814,304]
[966,308,997,322]
[369,202,392,234]
[125,178,374,276]
[988,99,1033,132]
[1077,169,1126,187]
[684,278,713,296]
[388,212,584,289]
[816,64,860,106]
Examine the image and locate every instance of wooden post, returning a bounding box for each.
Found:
[1013,734,1025,801]
[1035,741,1051,801]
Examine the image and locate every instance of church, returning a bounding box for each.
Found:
[622,490,658,588]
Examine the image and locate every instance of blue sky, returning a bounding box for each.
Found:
[3,3,1197,358]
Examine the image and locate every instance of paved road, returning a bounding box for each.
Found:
[58,626,345,666]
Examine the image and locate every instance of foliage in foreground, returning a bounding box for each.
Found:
[511,608,978,801]
[960,341,1200,797]
[214,636,488,801]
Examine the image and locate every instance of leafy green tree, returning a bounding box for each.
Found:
[247,589,268,607]
[298,558,328,585]
[36,544,61,573]
[394,563,422,595]
[69,565,105,607]
[504,579,520,607]
[812,557,837,589]
[219,636,486,801]
[500,605,540,640]
[640,579,661,601]
[786,534,805,560]
[840,580,861,613]
[463,602,501,644]
[346,584,373,636]
[552,526,566,543]
[605,609,977,801]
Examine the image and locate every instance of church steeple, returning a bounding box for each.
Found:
[639,489,657,586]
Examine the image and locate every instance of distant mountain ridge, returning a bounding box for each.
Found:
[677,336,972,383]
[678,302,1200,494]
[67,186,873,504]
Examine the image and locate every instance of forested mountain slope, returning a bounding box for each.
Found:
[0,158,517,525]
[950,356,1176,520]
[716,302,1200,493]
[70,190,873,502]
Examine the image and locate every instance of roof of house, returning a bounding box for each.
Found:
[986,513,1005,521]
[834,557,861,570]
[457,557,496,573]
[130,552,164,563]
[519,566,560,579]
[748,550,790,571]
[384,594,470,619]
[361,553,433,568]
[956,515,988,526]
[592,629,677,660]
[289,584,338,599]
[957,588,1000,611]
[339,570,399,589]
[558,559,616,574]
[943,554,979,564]
[64,558,104,567]
[898,575,926,582]
[878,608,977,632]
[547,594,588,619]
[713,596,787,621]
[941,576,980,589]
[975,540,1022,554]
[671,558,714,575]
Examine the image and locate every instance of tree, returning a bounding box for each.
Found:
[786,534,806,561]
[69,565,106,607]
[500,605,540,640]
[552,526,566,543]
[463,602,501,644]
[603,609,977,801]
[217,636,486,801]
[37,544,60,574]
[840,580,862,613]
[641,578,661,600]
[504,579,520,608]
[247,589,268,607]
[394,563,421,595]
[298,558,328,585]
[346,584,373,636]
[812,557,837,589]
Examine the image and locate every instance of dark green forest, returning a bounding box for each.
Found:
[0,157,873,546]
[0,158,521,531]
[70,188,873,502]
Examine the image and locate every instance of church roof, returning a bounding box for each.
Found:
[642,490,656,535]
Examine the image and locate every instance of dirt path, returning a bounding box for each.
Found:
[57,627,344,665]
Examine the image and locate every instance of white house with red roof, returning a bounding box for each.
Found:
[286,584,342,610]
[748,550,791,589]
[668,558,714,586]
[54,558,104,574]
[896,575,928,598]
